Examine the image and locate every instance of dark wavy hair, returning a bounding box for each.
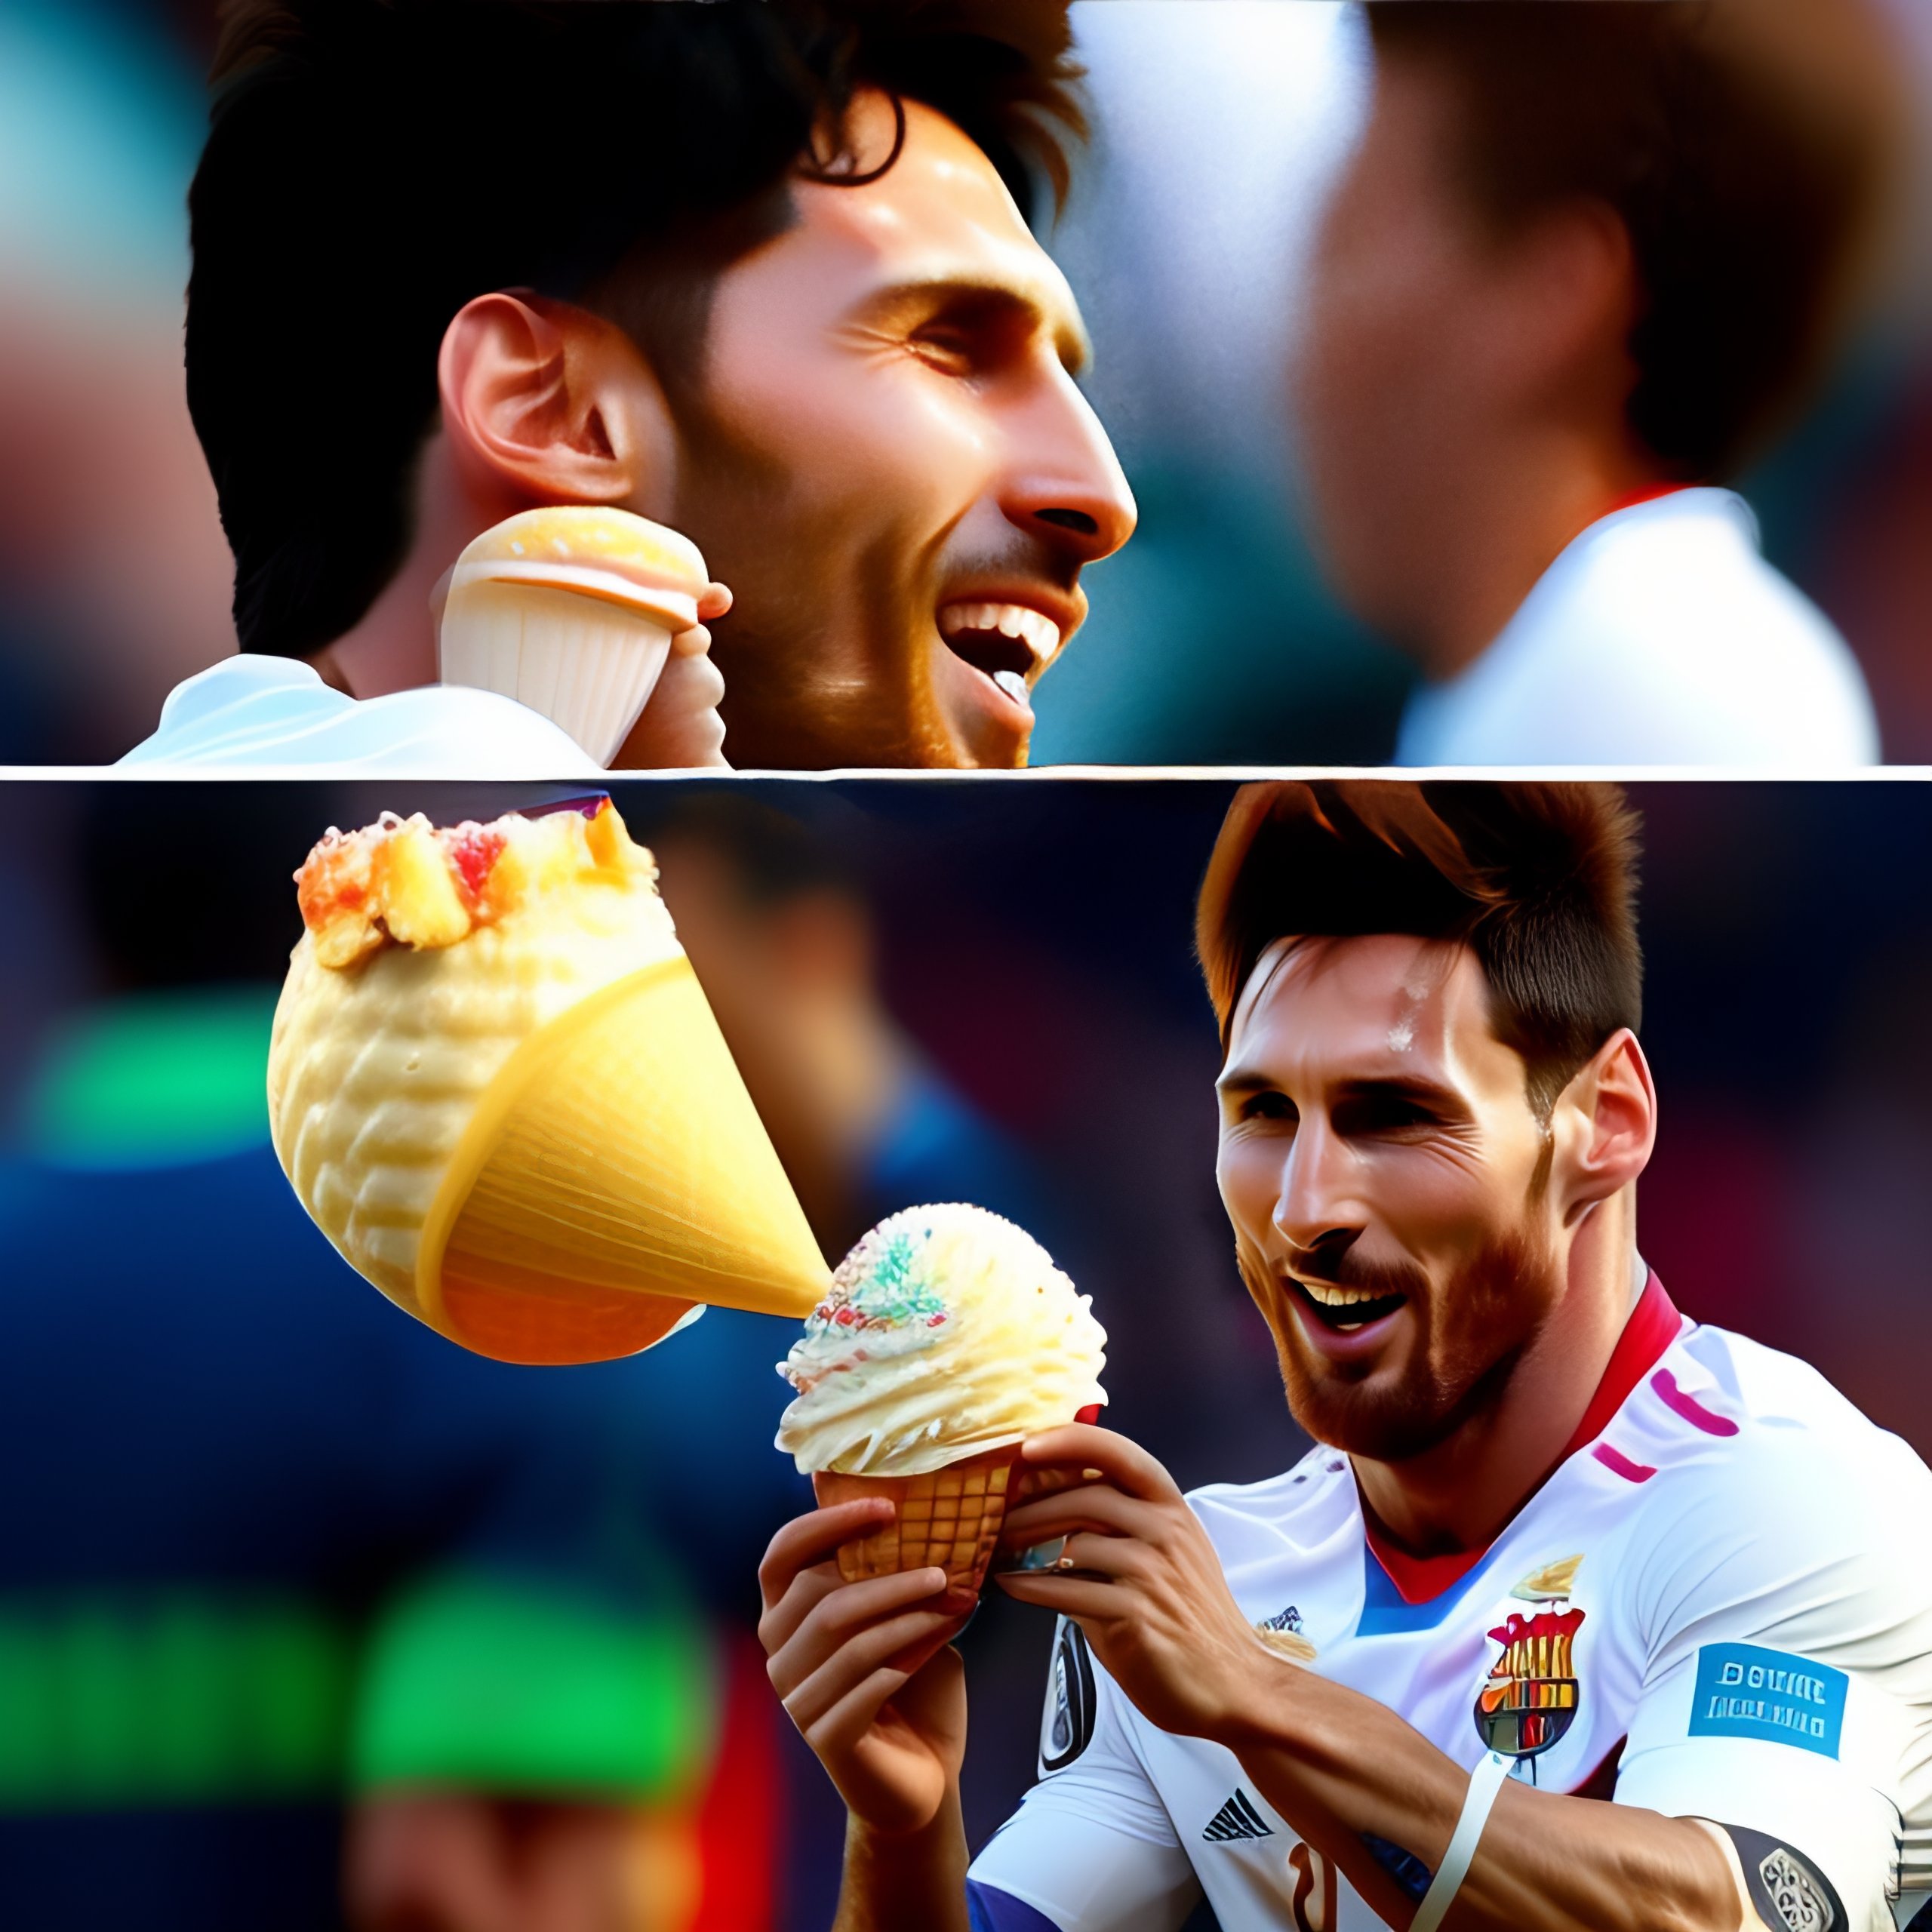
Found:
[1197,782,1643,1122]
[1367,0,1905,482]
[189,0,1085,657]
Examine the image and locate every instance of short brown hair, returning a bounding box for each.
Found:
[1366,0,1906,480]
[1197,782,1643,1121]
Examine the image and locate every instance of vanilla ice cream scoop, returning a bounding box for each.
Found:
[776,1203,1108,1478]
[269,798,828,1365]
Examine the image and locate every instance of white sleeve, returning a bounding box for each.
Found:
[120,658,603,776]
[1614,1432,1932,1932]
[967,1618,1201,1932]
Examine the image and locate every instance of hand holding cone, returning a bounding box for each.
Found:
[814,1409,1105,1611]
[777,1204,1109,1608]
[814,1447,1024,1611]
[438,506,729,765]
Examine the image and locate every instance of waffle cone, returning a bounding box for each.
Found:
[814,1444,1024,1608]
[417,955,829,1365]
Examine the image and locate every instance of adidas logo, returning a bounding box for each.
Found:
[1202,1789,1274,1843]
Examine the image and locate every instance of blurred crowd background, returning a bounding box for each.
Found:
[4,775,1932,1930]
[2,0,1930,765]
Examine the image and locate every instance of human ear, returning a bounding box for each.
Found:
[1484,199,1638,412]
[1548,199,1638,383]
[437,291,675,509]
[1551,1028,1657,1224]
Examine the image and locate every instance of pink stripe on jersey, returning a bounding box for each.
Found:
[1363,1276,1682,1602]
[1558,1274,1684,1462]
[1650,1368,1739,1437]
[1593,1442,1658,1483]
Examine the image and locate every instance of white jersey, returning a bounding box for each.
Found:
[1393,490,1880,768]
[970,1281,1932,1932]
[118,657,600,776]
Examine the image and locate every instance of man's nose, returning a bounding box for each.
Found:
[1271,1121,1360,1254]
[1001,372,1138,567]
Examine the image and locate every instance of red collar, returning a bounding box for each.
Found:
[1362,1273,1683,1605]
[1601,481,1697,519]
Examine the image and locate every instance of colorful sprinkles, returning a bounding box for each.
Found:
[811,1221,953,1335]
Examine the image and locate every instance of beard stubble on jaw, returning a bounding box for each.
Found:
[1241,1218,1561,1465]
[657,378,969,768]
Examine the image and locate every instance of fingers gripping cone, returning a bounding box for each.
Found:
[776,1204,1110,1611]
[814,1447,1023,1609]
[442,582,675,765]
[811,1401,1103,1607]
[417,955,830,1367]
[438,507,716,764]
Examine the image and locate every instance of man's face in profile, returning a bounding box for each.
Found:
[1214,933,1567,1463]
[642,93,1137,769]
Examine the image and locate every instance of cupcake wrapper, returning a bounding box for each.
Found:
[440,581,675,764]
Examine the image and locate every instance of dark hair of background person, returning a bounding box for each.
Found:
[77,783,318,990]
[636,789,863,912]
[187,0,1084,662]
[1364,0,1907,483]
[1196,781,1644,1124]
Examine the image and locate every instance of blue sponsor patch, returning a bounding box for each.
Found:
[1688,1643,1847,1758]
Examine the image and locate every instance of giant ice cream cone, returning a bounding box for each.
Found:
[269,798,829,1364]
[777,1204,1108,1609]
[438,507,715,764]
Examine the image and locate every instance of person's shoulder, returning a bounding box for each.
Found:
[120,656,600,775]
[1185,1441,1356,1554]
[1689,1319,1909,1439]
[1622,1321,1932,1577]
[343,683,603,776]
[119,655,343,764]
[1602,1324,1932,1706]
[1548,491,1879,757]
[1578,493,1833,643]
[1400,493,1879,764]
[1646,1323,1920,1477]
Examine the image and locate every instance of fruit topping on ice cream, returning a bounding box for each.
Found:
[294,798,651,969]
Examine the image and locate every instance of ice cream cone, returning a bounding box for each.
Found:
[415,952,831,1366]
[778,1207,1108,1608]
[438,508,712,764]
[814,1443,1024,1608]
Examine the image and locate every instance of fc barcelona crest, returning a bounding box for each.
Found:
[1475,1555,1586,1764]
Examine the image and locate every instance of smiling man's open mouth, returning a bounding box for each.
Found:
[1289,1276,1409,1334]
[938,600,1064,707]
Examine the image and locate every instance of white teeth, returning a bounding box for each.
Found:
[1299,1281,1395,1309]
[939,601,1063,665]
[992,669,1031,706]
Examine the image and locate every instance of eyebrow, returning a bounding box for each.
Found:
[1216,1066,1283,1100]
[1331,1074,1466,1114]
[1214,1069,1466,1114]
[857,275,1094,377]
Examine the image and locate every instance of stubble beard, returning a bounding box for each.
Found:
[661,393,956,770]
[1241,1220,1561,1465]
